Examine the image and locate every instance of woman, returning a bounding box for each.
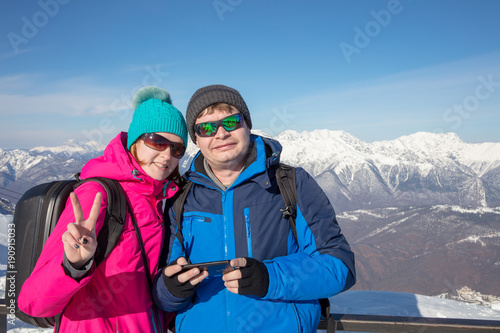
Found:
[18,86,187,332]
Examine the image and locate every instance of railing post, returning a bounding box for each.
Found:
[0,298,7,329]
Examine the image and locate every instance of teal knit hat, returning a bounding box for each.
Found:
[127,86,188,150]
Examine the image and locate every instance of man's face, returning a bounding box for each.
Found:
[195,108,251,171]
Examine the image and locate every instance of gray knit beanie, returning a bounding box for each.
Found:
[186,84,252,143]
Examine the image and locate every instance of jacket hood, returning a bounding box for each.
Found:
[186,134,283,189]
[80,132,177,199]
[259,135,282,168]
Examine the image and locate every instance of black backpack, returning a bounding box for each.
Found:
[7,175,164,332]
[172,163,336,332]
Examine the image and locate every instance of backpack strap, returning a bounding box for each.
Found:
[275,164,335,332]
[129,204,164,333]
[52,176,128,333]
[74,177,127,266]
[76,175,164,332]
[275,163,298,243]
[320,297,336,333]
[173,180,194,264]
[173,166,334,331]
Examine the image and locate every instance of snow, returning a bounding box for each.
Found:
[357,216,412,241]
[5,130,500,178]
[2,129,500,331]
[6,321,53,333]
[2,209,500,333]
[3,129,500,211]
[329,290,500,321]
[29,139,106,155]
[274,129,500,187]
[432,205,500,215]
[4,290,500,332]
[1,208,499,332]
[0,214,12,247]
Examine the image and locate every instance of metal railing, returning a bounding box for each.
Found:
[2,299,499,332]
[1,299,6,330]
[318,314,500,332]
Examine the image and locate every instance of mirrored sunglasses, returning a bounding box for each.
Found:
[194,113,243,137]
[141,133,186,159]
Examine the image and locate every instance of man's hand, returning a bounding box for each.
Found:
[163,257,208,299]
[223,257,269,297]
[62,192,101,269]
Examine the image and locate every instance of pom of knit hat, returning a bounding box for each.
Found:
[132,86,172,110]
[127,86,188,150]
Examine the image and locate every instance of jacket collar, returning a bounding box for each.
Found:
[186,135,282,191]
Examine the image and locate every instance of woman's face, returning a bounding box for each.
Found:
[134,132,184,181]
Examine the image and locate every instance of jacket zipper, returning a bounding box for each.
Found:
[291,301,301,332]
[244,208,252,257]
[221,190,232,331]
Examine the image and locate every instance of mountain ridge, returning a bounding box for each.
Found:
[337,204,500,297]
[1,130,499,298]
[2,130,500,212]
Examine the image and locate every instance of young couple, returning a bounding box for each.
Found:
[19,84,356,332]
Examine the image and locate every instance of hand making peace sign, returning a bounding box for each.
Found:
[62,192,102,270]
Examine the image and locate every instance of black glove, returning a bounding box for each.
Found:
[162,258,199,299]
[238,257,269,298]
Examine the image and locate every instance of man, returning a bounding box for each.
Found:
[153,84,356,332]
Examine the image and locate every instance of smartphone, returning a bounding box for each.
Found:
[180,260,235,276]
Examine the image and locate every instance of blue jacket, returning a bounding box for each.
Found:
[154,135,356,332]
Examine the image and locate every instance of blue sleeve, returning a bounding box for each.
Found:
[151,206,190,311]
[152,270,192,312]
[264,168,356,301]
[166,205,184,265]
[264,252,349,300]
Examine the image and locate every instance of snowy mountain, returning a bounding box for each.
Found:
[0,198,14,215]
[1,130,499,298]
[338,205,500,297]
[2,284,500,333]
[2,130,500,212]
[0,140,104,206]
[277,130,500,211]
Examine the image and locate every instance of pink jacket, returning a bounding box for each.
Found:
[18,132,178,332]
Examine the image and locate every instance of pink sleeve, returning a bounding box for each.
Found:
[18,182,108,317]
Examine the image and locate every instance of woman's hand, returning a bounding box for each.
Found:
[62,192,102,269]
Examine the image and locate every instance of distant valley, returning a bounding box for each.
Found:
[1,130,499,297]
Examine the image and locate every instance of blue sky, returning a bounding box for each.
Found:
[1,0,499,149]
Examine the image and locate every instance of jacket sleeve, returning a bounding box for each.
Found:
[263,168,356,301]
[17,183,108,317]
[152,205,191,312]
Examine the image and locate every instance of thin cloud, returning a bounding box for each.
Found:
[0,74,132,117]
[255,52,500,143]
[0,92,128,117]
[287,51,500,116]
[0,48,34,61]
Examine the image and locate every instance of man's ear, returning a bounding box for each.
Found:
[243,120,251,134]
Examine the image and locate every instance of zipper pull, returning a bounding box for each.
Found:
[246,218,251,235]
[132,169,143,181]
